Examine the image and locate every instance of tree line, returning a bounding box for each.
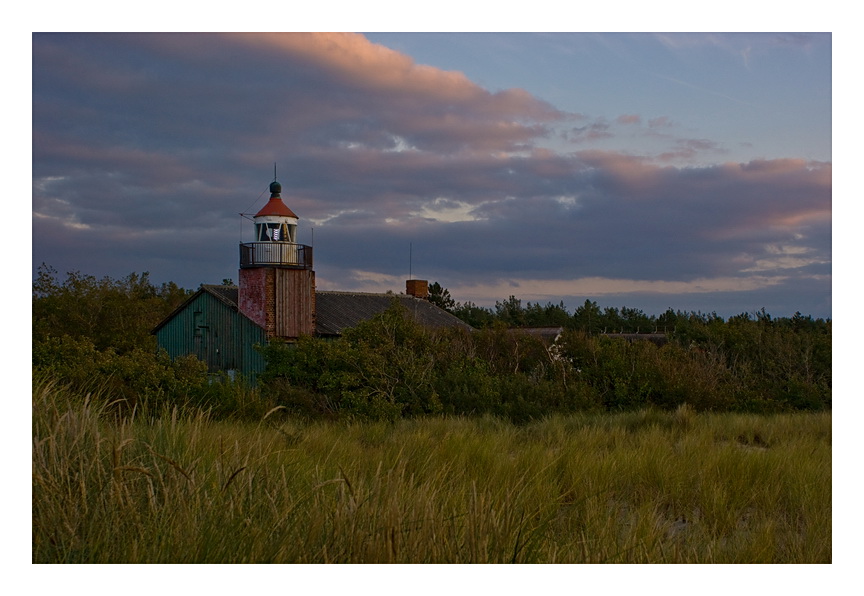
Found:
[32,266,831,421]
[428,281,828,336]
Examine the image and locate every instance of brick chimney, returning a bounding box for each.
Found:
[406,279,428,299]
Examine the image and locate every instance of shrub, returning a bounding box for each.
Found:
[260,303,444,420]
[33,334,209,414]
[253,302,831,420]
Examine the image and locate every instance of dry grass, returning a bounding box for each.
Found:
[32,377,831,563]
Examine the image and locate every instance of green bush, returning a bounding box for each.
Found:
[258,301,830,420]
[433,357,499,415]
[33,264,192,354]
[33,334,209,414]
[260,303,445,420]
[260,305,603,422]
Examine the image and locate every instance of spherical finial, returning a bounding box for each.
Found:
[269,180,282,196]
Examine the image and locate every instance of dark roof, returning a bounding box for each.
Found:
[602,333,668,346]
[151,284,243,333]
[201,284,240,308]
[315,291,473,336]
[152,285,472,336]
[513,327,564,343]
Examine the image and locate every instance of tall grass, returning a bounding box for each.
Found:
[33,378,831,563]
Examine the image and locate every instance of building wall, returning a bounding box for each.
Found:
[155,292,267,380]
[238,267,270,330]
[239,266,316,339]
[274,268,316,338]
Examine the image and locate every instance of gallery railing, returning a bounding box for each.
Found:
[239,242,313,269]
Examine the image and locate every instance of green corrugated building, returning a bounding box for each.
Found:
[152,285,268,380]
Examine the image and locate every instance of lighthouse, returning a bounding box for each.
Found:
[238,178,315,339]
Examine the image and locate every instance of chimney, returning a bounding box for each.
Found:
[406,279,428,299]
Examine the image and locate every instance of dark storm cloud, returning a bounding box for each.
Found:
[32,33,831,317]
[315,154,830,281]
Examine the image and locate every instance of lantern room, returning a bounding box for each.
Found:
[239,179,312,270]
[253,180,298,243]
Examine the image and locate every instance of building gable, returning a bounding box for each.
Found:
[153,286,267,378]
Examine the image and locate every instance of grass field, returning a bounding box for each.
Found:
[32,376,831,563]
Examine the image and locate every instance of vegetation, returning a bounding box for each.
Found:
[32,266,830,422]
[31,264,282,419]
[33,263,191,354]
[259,301,830,421]
[33,377,831,563]
[31,267,832,563]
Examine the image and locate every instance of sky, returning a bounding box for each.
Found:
[31,31,833,319]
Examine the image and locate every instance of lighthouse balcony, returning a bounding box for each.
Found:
[239,242,313,269]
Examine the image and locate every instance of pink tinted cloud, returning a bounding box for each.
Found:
[574,151,830,235]
[577,150,667,191]
[727,159,832,227]
[248,32,480,99]
[237,33,564,122]
[655,138,725,162]
[567,121,613,143]
[116,33,565,156]
[616,114,641,125]
[33,131,197,189]
[201,32,568,156]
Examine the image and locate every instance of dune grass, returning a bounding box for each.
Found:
[32,377,831,563]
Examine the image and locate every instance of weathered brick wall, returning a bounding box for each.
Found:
[264,268,276,337]
[238,267,270,331]
[241,267,316,339]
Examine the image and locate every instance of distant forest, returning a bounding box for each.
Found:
[424,281,829,334]
[32,265,831,421]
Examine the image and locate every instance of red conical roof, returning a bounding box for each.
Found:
[255,196,299,218]
[255,180,299,218]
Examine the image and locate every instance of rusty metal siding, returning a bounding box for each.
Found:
[274,268,315,338]
[155,292,267,379]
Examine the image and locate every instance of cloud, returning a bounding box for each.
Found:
[31,33,831,318]
[648,117,673,129]
[740,244,831,273]
[233,32,567,154]
[411,198,484,223]
[448,274,790,303]
[567,120,613,143]
[302,152,830,305]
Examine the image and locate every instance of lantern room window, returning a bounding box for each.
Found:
[256,222,294,242]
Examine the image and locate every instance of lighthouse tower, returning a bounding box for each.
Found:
[238,179,315,339]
